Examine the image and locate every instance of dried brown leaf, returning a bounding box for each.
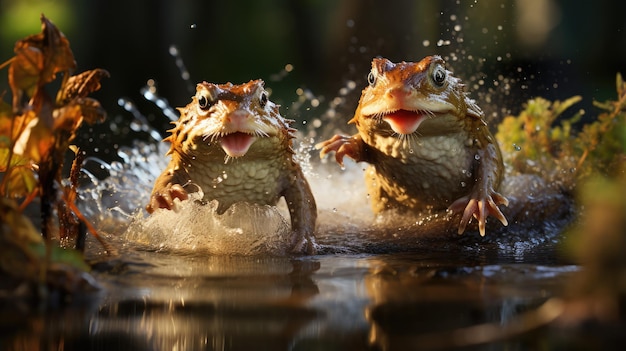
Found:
[12,114,54,164]
[77,97,107,124]
[57,69,110,104]
[8,14,76,110]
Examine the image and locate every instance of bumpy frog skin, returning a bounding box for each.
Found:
[317,56,508,236]
[147,80,317,254]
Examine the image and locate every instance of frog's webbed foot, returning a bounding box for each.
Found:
[315,134,363,166]
[146,183,189,213]
[449,190,509,236]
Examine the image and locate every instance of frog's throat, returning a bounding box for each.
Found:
[380,109,427,135]
[219,132,257,157]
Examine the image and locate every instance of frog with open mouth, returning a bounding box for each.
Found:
[317,56,508,236]
[147,80,317,253]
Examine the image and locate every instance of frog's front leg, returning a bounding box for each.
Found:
[315,134,367,166]
[283,168,318,254]
[146,161,191,213]
[147,183,189,213]
[448,143,509,236]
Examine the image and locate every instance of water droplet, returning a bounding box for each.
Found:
[190,23,197,29]
[332,208,337,213]
[474,154,481,160]
[513,144,521,151]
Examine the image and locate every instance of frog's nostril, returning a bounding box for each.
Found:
[386,87,409,102]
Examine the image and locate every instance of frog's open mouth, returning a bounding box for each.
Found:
[381,109,427,135]
[219,132,257,157]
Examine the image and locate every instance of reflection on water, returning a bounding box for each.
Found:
[2,243,582,350]
[87,255,325,350]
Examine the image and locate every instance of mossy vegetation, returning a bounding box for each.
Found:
[496,75,625,190]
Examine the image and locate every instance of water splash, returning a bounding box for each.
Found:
[123,193,292,256]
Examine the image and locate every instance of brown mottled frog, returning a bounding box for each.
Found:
[317,56,508,236]
[147,80,317,253]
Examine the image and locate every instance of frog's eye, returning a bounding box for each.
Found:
[259,91,269,108]
[197,92,214,110]
[198,95,209,109]
[432,66,447,87]
[367,71,377,86]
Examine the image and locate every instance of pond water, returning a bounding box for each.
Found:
[2,234,581,350]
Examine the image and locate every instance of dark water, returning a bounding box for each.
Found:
[6,249,588,351]
[0,246,581,351]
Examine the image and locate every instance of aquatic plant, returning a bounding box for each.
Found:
[496,74,625,190]
[0,15,107,298]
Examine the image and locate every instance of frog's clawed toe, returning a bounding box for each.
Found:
[449,191,509,236]
[146,184,189,213]
[315,135,360,166]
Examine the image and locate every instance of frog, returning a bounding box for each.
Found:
[146,80,317,254]
[317,56,508,236]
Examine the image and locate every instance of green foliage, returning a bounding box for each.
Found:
[496,74,626,190]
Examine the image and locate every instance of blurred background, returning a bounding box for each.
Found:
[1,0,625,154]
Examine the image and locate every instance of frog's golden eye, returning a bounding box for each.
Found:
[367,71,377,86]
[432,66,447,87]
[259,91,269,108]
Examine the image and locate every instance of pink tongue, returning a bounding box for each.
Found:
[219,132,256,157]
[383,110,425,135]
